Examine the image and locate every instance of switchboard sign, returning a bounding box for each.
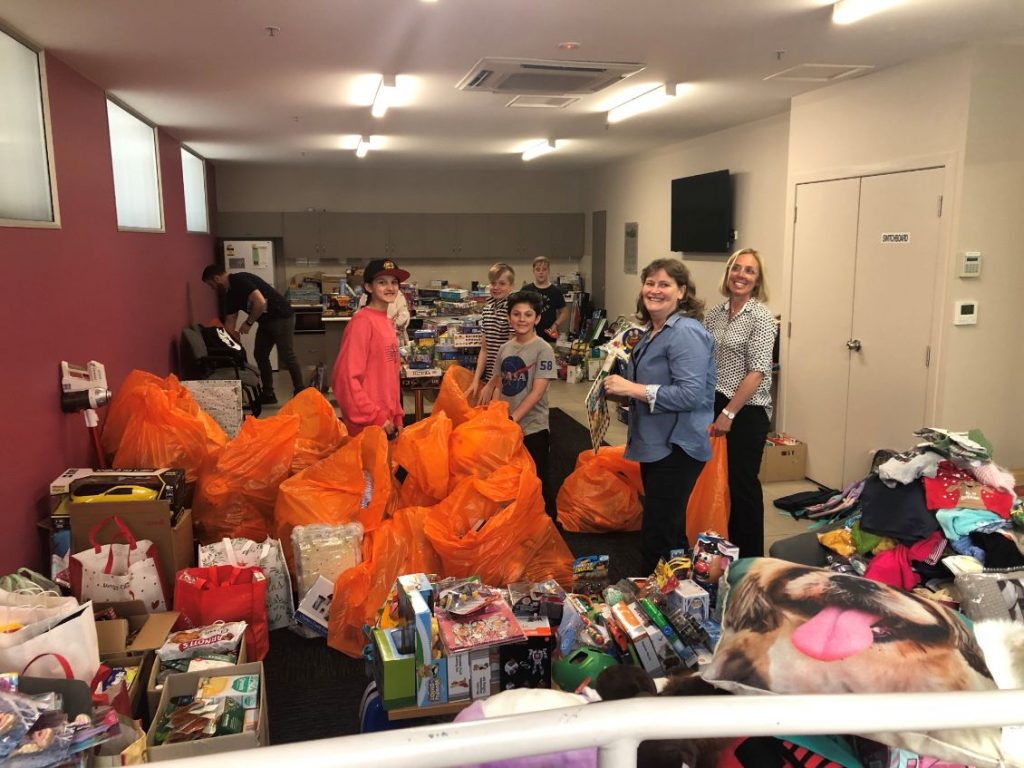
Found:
[880,232,910,244]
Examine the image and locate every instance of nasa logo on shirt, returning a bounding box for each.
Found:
[500,356,533,397]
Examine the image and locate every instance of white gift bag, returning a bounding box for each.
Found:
[70,516,168,612]
[0,601,100,683]
[198,537,294,631]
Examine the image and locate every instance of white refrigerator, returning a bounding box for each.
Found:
[223,240,277,369]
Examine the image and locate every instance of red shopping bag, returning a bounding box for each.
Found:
[685,435,730,545]
[172,565,269,661]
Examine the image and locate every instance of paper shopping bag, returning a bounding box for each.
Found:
[198,537,294,631]
[69,516,168,612]
[172,565,269,660]
[0,602,100,683]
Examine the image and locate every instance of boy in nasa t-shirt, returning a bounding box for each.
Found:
[482,291,558,514]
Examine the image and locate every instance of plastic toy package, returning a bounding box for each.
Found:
[291,522,364,597]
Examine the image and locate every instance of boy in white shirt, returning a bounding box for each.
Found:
[481,290,558,514]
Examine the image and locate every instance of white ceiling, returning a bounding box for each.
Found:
[3,0,1023,170]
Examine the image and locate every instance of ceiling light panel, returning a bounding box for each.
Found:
[607,83,678,124]
[522,139,558,161]
[372,75,396,118]
[832,0,905,25]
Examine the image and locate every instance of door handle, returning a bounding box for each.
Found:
[846,339,862,351]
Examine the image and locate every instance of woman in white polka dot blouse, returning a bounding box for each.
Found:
[703,248,777,558]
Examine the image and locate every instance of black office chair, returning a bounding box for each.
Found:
[179,325,263,417]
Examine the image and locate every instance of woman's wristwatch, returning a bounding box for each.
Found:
[721,407,736,420]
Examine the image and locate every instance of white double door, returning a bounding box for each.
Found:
[785,167,945,489]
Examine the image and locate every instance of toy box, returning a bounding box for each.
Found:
[690,532,739,609]
[407,590,447,706]
[498,616,554,690]
[372,627,416,710]
[447,651,471,701]
[294,575,333,637]
[666,579,710,624]
[469,648,492,699]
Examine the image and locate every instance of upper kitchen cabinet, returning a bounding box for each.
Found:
[350,213,390,260]
[549,213,585,262]
[215,212,284,239]
[284,211,355,264]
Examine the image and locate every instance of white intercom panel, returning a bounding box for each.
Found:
[959,251,982,278]
[953,300,978,326]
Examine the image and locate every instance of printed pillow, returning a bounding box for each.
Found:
[702,557,1016,768]
[954,569,1024,623]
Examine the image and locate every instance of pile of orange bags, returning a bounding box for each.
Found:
[323,366,575,658]
[192,414,300,543]
[556,446,644,533]
[106,371,227,481]
[277,388,349,473]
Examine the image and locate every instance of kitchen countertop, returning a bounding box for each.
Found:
[322,316,353,322]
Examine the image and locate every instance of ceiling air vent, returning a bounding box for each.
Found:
[764,63,874,82]
[457,57,644,96]
[506,95,580,109]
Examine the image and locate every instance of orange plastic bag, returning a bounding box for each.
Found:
[192,414,300,544]
[556,446,644,533]
[449,402,533,480]
[423,464,573,585]
[273,427,392,573]
[277,388,349,473]
[326,517,410,658]
[685,435,730,545]
[432,365,475,427]
[112,386,222,481]
[102,370,167,455]
[392,412,452,504]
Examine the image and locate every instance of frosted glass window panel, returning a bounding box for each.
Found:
[0,31,54,222]
[107,99,162,230]
[180,147,209,233]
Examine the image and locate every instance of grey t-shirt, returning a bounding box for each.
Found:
[495,335,557,437]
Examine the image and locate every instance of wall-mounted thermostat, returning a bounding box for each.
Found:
[959,251,982,278]
[953,300,978,326]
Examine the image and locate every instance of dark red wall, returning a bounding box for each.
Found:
[0,53,217,574]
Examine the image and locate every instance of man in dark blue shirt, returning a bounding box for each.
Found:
[202,265,304,405]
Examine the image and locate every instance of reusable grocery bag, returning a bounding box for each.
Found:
[172,565,269,660]
[0,602,100,683]
[685,434,730,548]
[69,516,168,612]
[199,537,294,631]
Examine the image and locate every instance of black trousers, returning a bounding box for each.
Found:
[715,391,770,558]
[639,446,704,574]
[254,315,305,396]
[523,429,553,517]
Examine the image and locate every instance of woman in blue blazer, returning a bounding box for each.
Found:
[603,258,716,572]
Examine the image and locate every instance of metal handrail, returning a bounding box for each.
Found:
[149,689,1024,768]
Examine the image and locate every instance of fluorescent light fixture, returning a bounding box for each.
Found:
[522,139,558,162]
[355,136,370,158]
[606,83,677,124]
[832,0,904,24]
[372,75,397,118]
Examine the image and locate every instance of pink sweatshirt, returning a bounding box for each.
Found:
[331,307,403,435]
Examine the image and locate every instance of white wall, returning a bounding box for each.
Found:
[939,44,1024,467]
[579,112,791,321]
[783,45,1024,467]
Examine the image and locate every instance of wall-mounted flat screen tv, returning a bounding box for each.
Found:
[670,169,734,253]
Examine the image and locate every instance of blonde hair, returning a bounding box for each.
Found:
[532,256,550,268]
[719,248,770,303]
[488,262,515,283]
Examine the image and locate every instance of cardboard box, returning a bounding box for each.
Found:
[69,502,194,596]
[666,580,710,624]
[94,602,180,658]
[469,648,492,700]
[759,440,807,482]
[147,661,267,762]
[147,635,247,720]
[447,651,471,701]
[372,628,416,711]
